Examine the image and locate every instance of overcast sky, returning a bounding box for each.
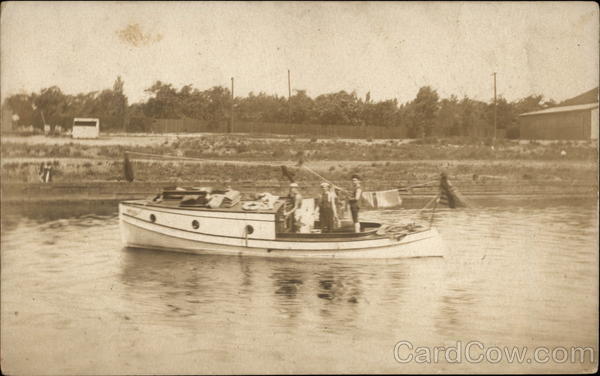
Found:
[1,1,598,105]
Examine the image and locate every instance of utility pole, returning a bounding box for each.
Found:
[230,77,234,133]
[493,72,497,142]
[287,69,292,124]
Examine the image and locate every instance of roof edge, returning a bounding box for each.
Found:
[519,103,599,117]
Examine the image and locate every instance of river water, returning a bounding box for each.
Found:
[1,197,597,374]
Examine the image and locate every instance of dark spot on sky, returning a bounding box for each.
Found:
[116,23,163,47]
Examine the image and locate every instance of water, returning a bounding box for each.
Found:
[1,197,597,374]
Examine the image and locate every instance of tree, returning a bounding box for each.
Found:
[203,86,232,127]
[4,94,36,127]
[407,86,439,137]
[112,76,128,129]
[512,94,546,115]
[436,95,460,136]
[289,90,314,124]
[237,92,287,122]
[3,79,561,139]
[143,81,180,118]
[362,99,399,127]
[313,91,361,125]
[489,96,513,131]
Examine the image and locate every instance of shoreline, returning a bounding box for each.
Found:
[1,180,596,203]
[2,133,597,204]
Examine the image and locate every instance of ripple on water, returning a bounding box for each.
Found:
[0,199,597,374]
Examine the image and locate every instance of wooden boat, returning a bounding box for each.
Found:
[119,188,445,259]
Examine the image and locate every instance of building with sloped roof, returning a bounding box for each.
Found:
[519,88,598,140]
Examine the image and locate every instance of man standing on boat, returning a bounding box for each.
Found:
[284,182,303,232]
[349,174,363,233]
[318,182,337,233]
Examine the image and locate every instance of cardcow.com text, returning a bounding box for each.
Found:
[393,341,596,364]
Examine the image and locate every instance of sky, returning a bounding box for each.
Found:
[1,1,598,105]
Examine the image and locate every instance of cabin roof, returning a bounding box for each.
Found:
[519,103,598,117]
[138,199,285,214]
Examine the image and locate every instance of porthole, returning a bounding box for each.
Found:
[149,214,156,223]
[245,225,254,234]
[192,220,200,229]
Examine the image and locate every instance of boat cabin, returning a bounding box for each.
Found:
[125,187,382,241]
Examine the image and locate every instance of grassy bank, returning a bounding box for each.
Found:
[1,134,597,200]
[2,134,597,161]
[1,159,596,194]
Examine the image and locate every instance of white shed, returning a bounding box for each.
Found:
[72,118,100,139]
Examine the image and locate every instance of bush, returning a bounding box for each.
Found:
[506,125,520,139]
[235,144,249,154]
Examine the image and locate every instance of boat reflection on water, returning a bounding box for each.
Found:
[118,245,447,337]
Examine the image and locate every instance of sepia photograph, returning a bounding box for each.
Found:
[1,1,598,374]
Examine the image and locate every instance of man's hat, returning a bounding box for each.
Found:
[289,182,299,188]
[320,182,330,188]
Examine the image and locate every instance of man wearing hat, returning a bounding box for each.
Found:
[284,182,303,232]
[318,182,337,233]
[349,174,363,233]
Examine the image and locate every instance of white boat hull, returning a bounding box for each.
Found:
[119,205,446,259]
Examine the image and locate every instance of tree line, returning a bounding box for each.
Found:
[3,76,558,138]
